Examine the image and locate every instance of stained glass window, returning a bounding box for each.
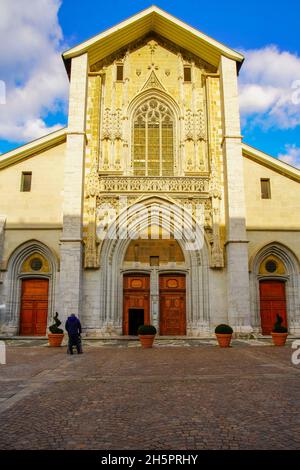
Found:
[133,99,174,176]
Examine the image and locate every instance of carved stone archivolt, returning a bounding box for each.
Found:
[90,186,223,270]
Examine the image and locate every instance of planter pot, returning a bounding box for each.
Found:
[48,333,64,347]
[215,333,232,348]
[271,332,288,346]
[139,334,156,349]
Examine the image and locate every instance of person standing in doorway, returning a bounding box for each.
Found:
[65,314,83,354]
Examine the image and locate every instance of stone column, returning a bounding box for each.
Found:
[219,56,252,335]
[60,54,88,322]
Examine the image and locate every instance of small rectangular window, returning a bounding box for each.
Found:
[184,66,191,82]
[150,256,159,266]
[21,172,32,192]
[261,178,271,199]
[116,64,124,81]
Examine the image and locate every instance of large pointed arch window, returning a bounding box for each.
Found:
[133,98,174,176]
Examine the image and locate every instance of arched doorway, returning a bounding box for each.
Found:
[250,244,300,335]
[259,280,287,335]
[20,278,49,335]
[123,239,187,336]
[123,273,150,335]
[99,197,210,336]
[159,273,186,335]
[3,241,57,336]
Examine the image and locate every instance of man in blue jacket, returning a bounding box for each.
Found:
[65,314,83,354]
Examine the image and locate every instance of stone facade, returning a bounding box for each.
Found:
[0,7,300,337]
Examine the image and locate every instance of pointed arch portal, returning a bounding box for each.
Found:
[98,197,210,336]
[250,242,300,334]
[3,240,58,336]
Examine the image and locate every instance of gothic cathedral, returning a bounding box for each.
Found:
[1,7,300,337]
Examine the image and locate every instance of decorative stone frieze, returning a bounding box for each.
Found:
[96,176,210,193]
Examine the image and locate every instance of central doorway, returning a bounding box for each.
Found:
[123,273,150,335]
[159,273,186,335]
[128,309,144,335]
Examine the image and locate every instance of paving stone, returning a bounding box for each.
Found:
[0,342,299,449]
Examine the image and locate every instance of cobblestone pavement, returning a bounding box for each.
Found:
[0,339,299,450]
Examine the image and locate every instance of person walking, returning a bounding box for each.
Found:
[65,314,83,354]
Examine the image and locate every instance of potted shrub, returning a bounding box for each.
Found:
[137,324,157,349]
[215,324,233,348]
[271,314,288,346]
[48,312,64,347]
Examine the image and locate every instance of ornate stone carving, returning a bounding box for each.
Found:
[195,108,206,141]
[185,110,194,141]
[175,197,210,224]
[84,75,101,268]
[97,176,210,193]
[210,189,224,268]
[85,166,101,268]
[142,71,165,91]
[102,108,112,140]
[184,109,206,142]
[148,40,158,54]
[113,108,122,140]
[204,74,224,268]
[84,195,100,269]
[86,168,99,198]
[102,107,123,142]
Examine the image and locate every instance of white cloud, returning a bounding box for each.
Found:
[239,46,300,129]
[0,0,69,146]
[278,144,300,169]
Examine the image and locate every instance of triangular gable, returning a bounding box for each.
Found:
[242,143,300,183]
[63,6,244,74]
[0,128,67,170]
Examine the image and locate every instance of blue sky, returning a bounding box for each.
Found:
[0,0,300,167]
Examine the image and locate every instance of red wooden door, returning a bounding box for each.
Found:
[159,274,186,336]
[20,279,49,336]
[259,280,287,335]
[123,274,150,335]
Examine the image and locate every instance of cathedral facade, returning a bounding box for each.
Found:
[1,6,300,337]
